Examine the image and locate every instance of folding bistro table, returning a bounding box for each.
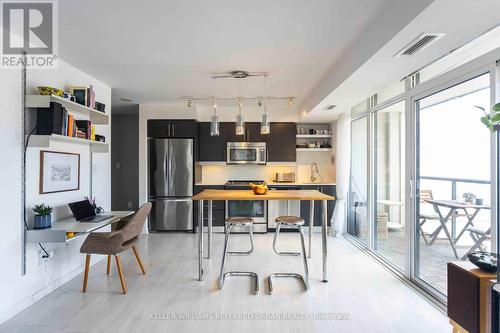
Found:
[424,199,490,259]
[192,189,336,283]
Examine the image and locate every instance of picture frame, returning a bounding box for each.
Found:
[69,86,88,106]
[40,150,80,194]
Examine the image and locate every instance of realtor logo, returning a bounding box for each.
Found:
[1,1,58,68]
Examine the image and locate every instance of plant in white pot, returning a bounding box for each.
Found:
[32,204,53,229]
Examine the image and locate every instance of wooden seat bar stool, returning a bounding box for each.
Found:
[219,217,259,294]
[268,216,309,295]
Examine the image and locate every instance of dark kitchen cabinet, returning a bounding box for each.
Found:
[198,122,226,161]
[198,122,238,161]
[266,123,296,162]
[193,185,226,227]
[300,185,336,226]
[197,121,297,162]
[147,119,197,138]
[245,122,267,142]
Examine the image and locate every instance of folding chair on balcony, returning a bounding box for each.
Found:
[419,190,440,245]
[461,227,491,260]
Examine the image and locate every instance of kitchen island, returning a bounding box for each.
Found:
[192,189,336,284]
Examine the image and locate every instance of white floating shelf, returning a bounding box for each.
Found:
[296,134,332,139]
[296,148,332,152]
[26,95,109,125]
[28,134,108,153]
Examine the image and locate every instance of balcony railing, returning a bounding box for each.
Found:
[420,175,491,237]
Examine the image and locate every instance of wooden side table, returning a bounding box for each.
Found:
[448,262,496,333]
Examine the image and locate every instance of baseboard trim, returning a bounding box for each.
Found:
[0,256,105,325]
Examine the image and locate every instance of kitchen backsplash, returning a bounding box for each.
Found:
[198,162,335,184]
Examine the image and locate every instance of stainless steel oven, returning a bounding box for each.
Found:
[224,180,267,233]
[226,142,267,165]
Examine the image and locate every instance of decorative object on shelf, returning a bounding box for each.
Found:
[40,150,80,194]
[463,192,476,204]
[467,252,498,273]
[36,102,66,135]
[32,204,53,229]
[37,86,64,97]
[250,182,268,195]
[94,101,106,113]
[210,78,219,136]
[70,86,88,106]
[94,134,105,142]
[476,102,500,131]
[475,198,484,205]
[260,75,270,134]
[62,92,76,102]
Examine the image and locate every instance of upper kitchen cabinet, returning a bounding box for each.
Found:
[198,121,297,162]
[266,122,297,162]
[147,119,198,138]
[244,122,267,142]
[199,122,226,161]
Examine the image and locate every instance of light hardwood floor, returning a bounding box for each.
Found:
[1,233,450,333]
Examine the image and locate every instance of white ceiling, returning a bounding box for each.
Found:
[58,0,500,122]
[58,0,409,112]
[304,0,500,122]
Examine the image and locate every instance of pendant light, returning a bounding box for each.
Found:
[235,97,245,135]
[260,75,270,134]
[210,97,219,136]
[235,78,245,135]
[210,78,219,136]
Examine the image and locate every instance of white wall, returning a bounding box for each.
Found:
[0,61,111,323]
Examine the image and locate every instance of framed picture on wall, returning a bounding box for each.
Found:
[40,151,80,194]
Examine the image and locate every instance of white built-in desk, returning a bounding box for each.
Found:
[26,211,134,243]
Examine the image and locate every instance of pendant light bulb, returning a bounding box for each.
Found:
[260,75,270,134]
[210,97,219,136]
[235,97,245,135]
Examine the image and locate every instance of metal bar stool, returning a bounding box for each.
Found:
[268,216,309,294]
[219,217,259,294]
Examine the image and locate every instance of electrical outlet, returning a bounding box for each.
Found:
[38,249,54,266]
[127,201,132,208]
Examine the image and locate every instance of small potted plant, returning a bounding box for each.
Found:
[32,204,53,229]
[463,192,476,204]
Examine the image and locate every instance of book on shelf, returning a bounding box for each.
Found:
[75,120,92,140]
[36,101,100,141]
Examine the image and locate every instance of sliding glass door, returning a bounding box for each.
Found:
[348,116,369,244]
[347,44,499,304]
[413,73,492,296]
[374,101,405,270]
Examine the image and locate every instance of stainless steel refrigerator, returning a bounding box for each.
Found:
[148,138,193,231]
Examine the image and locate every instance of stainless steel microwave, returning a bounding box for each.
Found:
[226,142,267,165]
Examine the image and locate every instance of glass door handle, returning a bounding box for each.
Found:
[409,179,414,198]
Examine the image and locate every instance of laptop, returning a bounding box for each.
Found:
[69,200,113,222]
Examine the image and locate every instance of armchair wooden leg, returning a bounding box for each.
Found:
[106,255,111,275]
[115,255,127,294]
[82,254,91,292]
[132,245,146,275]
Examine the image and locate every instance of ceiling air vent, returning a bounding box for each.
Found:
[323,105,337,111]
[395,33,445,57]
